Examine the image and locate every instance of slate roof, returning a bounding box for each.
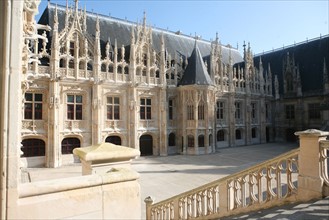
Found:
[238,36,329,97]
[38,3,243,64]
[178,43,213,86]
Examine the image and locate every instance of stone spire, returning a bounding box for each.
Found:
[296,65,302,96]
[178,42,213,86]
[54,4,58,31]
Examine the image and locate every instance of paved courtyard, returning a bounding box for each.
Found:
[27,142,299,218]
[134,142,298,218]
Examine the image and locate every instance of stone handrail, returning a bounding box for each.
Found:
[320,140,329,188]
[145,148,299,220]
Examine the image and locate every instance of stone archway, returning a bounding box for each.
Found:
[105,135,122,145]
[140,134,153,156]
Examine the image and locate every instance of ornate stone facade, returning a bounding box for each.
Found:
[19,1,328,168]
[19,1,275,167]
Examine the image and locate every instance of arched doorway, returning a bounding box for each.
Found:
[61,138,80,154]
[105,136,122,145]
[21,138,45,157]
[140,135,153,156]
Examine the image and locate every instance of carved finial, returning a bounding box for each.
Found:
[143,11,146,28]
[54,4,58,27]
[131,25,135,44]
[96,16,100,33]
[74,0,79,11]
[121,45,125,61]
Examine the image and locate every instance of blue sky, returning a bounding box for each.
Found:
[36,0,328,55]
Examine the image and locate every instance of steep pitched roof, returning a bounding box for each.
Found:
[38,3,243,64]
[236,36,329,97]
[178,43,213,86]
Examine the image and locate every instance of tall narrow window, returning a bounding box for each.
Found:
[169,99,173,120]
[198,104,204,120]
[308,103,320,119]
[285,104,295,120]
[69,41,75,56]
[187,105,194,120]
[265,103,269,119]
[107,97,120,120]
[251,103,256,119]
[235,102,241,119]
[67,95,83,120]
[24,93,43,120]
[216,101,224,119]
[140,98,151,120]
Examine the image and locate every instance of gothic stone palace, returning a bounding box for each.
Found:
[21,1,329,167]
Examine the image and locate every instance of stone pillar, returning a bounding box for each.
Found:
[295,129,329,201]
[73,142,140,175]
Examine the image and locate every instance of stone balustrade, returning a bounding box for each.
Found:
[145,129,329,220]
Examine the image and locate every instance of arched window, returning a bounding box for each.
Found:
[168,133,175,146]
[61,138,80,154]
[187,135,194,148]
[105,136,122,145]
[217,130,225,141]
[118,65,123,74]
[236,129,242,140]
[252,128,257,138]
[21,139,45,157]
[79,61,85,70]
[155,70,160,78]
[101,64,107,72]
[108,64,114,73]
[198,135,204,147]
[124,66,129,74]
[87,62,93,71]
[136,67,142,76]
[59,58,65,68]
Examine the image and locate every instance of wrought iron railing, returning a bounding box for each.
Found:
[145,148,299,220]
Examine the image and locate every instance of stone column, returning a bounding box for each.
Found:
[295,129,329,201]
